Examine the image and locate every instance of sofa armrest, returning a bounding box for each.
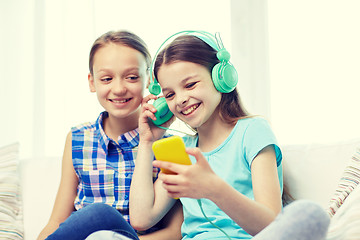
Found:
[20,157,61,240]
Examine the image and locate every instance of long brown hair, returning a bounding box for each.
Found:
[89,30,151,75]
[153,35,249,124]
[154,34,295,205]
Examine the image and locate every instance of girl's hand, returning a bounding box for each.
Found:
[139,94,174,143]
[153,148,220,200]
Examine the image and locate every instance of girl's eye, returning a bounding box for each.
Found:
[165,92,175,99]
[101,77,112,82]
[185,82,197,88]
[127,75,139,81]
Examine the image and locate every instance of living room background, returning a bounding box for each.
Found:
[1,0,359,159]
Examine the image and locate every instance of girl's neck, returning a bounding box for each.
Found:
[196,113,236,152]
[103,111,140,142]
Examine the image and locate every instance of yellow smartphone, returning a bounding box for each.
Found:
[152,136,192,174]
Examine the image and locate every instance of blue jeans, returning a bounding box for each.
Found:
[46,203,139,240]
[87,200,330,240]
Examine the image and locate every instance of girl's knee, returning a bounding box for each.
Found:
[288,200,326,215]
[285,200,330,227]
[83,203,124,225]
[87,202,116,213]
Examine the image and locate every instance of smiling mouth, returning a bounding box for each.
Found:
[181,103,200,115]
[109,98,131,103]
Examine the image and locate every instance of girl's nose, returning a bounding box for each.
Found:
[176,93,189,106]
[112,78,126,95]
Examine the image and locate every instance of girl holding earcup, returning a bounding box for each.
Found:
[127,31,330,240]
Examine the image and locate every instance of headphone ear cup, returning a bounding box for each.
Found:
[148,80,162,96]
[212,63,238,93]
[152,98,173,126]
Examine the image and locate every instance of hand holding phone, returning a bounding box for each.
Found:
[152,136,192,174]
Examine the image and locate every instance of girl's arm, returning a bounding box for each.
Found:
[209,146,282,235]
[37,132,78,240]
[154,146,281,236]
[139,200,183,240]
[129,138,177,231]
[129,95,177,231]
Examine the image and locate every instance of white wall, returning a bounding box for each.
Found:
[0,0,35,157]
[2,0,359,160]
[1,0,231,159]
[268,0,360,145]
[231,0,360,145]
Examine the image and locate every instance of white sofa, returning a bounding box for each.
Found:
[10,138,360,239]
[282,138,360,209]
[20,157,61,240]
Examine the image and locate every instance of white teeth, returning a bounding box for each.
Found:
[111,99,128,103]
[182,104,199,115]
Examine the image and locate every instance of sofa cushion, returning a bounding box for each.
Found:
[326,184,360,239]
[0,143,23,239]
[328,147,360,216]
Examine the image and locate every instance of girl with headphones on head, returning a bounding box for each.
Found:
[127,31,330,240]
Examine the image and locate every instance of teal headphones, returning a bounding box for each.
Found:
[149,30,238,126]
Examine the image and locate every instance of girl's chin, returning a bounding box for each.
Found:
[178,117,200,129]
[108,108,139,119]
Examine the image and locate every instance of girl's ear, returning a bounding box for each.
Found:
[88,73,96,92]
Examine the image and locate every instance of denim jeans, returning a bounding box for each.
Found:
[86,200,330,240]
[45,203,139,240]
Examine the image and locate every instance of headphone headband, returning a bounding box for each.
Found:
[149,30,224,95]
[148,30,238,126]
